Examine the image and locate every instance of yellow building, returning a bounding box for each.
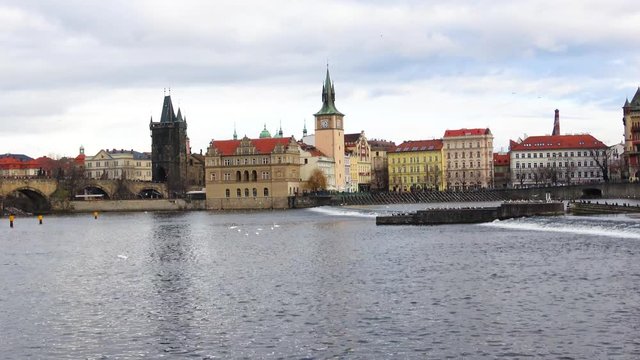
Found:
[388,140,445,192]
[204,136,302,209]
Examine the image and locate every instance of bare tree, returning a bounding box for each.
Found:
[590,148,610,182]
[306,169,327,192]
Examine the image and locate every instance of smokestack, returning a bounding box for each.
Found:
[552,109,560,136]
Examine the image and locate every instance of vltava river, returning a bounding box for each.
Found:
[1,204,639,359]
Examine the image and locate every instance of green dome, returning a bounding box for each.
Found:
[259,124,271,139]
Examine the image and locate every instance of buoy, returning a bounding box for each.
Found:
[9,214,15,228]
[38,214,43,225]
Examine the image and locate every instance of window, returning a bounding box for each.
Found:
[210,172,216,181]
[225,189,230,198]
[262,171,270,180]
[264,187,269,197]
[236,188,241,197]
[262,158,269,164]
[224,159,231,166]
[244,188,249,197]
[253,188,257,197]
[224,173,231,181]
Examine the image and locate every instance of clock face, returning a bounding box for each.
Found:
[321,119,329,128]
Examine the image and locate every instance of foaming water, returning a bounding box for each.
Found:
[482,214,640,239]
[307,205,379,218]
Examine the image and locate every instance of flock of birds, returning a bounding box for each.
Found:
[228,223,280,236]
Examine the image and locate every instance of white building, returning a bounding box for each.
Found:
[85,149,152,181]
[509,134,608,187]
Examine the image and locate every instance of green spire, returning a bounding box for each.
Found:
[314,67,344,116]
[233,123,238,140]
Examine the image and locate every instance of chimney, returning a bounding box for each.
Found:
[552,109,560,136]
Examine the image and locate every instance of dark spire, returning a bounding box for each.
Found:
[624,98,630,107]
[315,67,344,116]
[552,109,560,136]
[160,95,176,123]
[233,123,238,140]
[303,119,308,137]
[176,108,183,122]
[631,87,640,107]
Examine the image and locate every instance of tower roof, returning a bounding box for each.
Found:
[630,87,640,107]
[314,68,344,116]
[160,95,176,123]
[259,124,272,138]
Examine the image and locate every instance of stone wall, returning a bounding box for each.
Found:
[60,199,206,212]
[206,196,290,210]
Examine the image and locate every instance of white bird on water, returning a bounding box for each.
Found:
[117,254,128,260]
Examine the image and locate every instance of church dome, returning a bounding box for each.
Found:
[259,124,271,138]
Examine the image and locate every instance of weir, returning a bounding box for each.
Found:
[376,201,565,226]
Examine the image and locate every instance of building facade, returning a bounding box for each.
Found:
[314,68,346,191]
[623,88,640,180]
[85,149,152,180]
[298,142,336,191]
[509,134,608,187]
[443,128,494,191]
[344,131,371,191]
[388,140,445,192]
[493,152,511,188]
[205,136,302,209]
[369,139,396,192]
[150,95,189,196]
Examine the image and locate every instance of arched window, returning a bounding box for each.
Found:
[252,188,257,197]
[244,188,249,197]
[264,187,269,197]
[236,171,241,182]
[225,189,230,198]
[243,170,249,182]
[251,170,257,182]
[236,188,241,197]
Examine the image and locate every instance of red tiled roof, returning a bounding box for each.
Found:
[391,139,443,153]
[443,128,491,137]
[509,134,607,151]
[210,137,293,156]
[493,153,510,166]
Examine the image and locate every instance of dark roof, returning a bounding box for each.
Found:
[314,68,344,116]
[160,95,177,123]
[369,139,396,151]
[391,139,443,153]
[344,133,361,144]
[0,153,33,162]
[630,87,640,108]
[510,134,607,151]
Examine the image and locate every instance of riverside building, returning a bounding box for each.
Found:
[443,128,494,191]
[388,139,445,192]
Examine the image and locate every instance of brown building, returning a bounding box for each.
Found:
[369,139,396,192]
[204,136,302,209]
[493,153,510,188]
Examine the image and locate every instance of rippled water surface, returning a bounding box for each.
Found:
[1,206,640,359]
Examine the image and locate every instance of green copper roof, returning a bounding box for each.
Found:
[314,68,344,116]
[259,124,272,138]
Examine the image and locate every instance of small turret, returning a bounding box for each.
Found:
[233,123,238,140]
[303,119,308,137]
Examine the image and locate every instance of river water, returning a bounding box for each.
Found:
[1,203,639,359]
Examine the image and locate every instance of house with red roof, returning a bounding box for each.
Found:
[298,141,336,191]
[493,153,510,188]
[509,134,608,187]
[205,136,302,209]
[442,128,494,191]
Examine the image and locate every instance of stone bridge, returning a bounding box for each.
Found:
[0,178,168,212]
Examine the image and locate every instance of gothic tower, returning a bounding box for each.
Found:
[314,67,346,191]
[623,87,640,180]
[150,94,189,196]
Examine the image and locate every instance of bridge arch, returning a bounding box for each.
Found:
[4,187,51,213]
[78,185,111,200]
[582,188,603,198]
[137,188,164,199]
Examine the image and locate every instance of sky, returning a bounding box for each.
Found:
[2,0,639,158]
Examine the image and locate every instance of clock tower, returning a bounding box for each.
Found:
[314,67,345,191]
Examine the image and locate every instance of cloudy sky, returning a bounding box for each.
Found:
[2,0,639,158]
